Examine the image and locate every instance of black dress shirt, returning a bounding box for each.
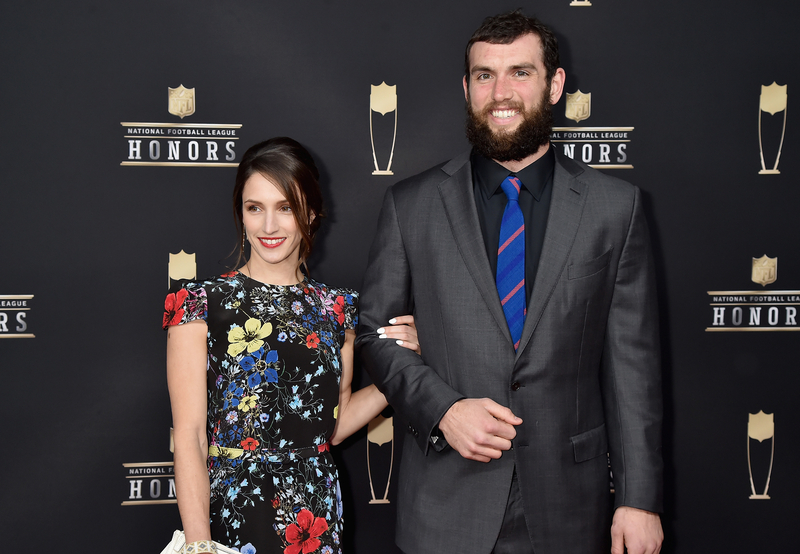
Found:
[472,146,555,302]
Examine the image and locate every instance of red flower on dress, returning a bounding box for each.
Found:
[284,509,328,554]
[221,271,237,278]
[332,296,346,325]
[163,289,188,328]
[317,443,330,453]
[306,332,320,349]
[240,437,260,451]
[272,497,281,509]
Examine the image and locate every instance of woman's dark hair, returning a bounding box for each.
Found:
[232,137,325,271]
[464,9,560,83]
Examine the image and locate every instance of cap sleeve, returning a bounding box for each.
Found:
[162,281,207,329]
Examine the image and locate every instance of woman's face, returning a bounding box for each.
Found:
[241,172,303,280]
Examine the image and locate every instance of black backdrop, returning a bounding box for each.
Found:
[1,1,798,551]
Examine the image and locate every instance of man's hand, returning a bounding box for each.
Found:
[610,506,663,554]
[438,398,522,462]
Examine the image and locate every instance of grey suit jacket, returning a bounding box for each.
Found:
[356,149,663,554]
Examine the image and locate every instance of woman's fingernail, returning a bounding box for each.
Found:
[396,340,404,345]
[377,328,385,334]
[388,318,397,324]
[379,334,387,339]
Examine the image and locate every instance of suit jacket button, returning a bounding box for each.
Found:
[511,382,521,391]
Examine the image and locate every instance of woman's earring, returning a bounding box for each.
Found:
[242,229,247,250]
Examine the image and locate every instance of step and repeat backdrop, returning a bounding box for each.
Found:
[1,1,797,551]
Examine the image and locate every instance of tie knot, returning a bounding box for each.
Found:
[501,176,521,202]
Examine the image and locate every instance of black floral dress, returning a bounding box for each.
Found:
[163,271,357,554]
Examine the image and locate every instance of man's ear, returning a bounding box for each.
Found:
[463,75,470,103]
[549,68,566,105]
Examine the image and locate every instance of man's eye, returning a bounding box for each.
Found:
[515,70,530,77]
[476,73,491,81]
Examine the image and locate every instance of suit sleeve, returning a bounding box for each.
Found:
[355,186,464,453]
[601,185,664,513]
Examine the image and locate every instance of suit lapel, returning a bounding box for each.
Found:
[438,153,512,343]
[516,153,588,358]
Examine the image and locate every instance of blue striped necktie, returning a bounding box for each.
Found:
[497,175,526,350]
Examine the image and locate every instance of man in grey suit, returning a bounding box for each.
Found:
[356,11,663,554]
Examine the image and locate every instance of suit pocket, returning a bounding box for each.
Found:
[570,423,608,463]
[568,247,613,280]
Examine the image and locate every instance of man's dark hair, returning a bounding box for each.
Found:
[464,9,560,82]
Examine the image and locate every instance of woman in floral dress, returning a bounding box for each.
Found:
[164,138,418,554]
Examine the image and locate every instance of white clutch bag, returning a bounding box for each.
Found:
[161,530,239,554]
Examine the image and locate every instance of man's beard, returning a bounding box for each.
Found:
[465,87,554,162]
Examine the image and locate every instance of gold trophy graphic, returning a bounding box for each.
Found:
[369,82,397,175]
[751,255,777,287]
[168,85,196,119]
[758,82,787,174]
[168,250,197,288]
[747,411,774,500]
[366,414,394,504]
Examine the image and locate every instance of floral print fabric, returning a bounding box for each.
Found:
[164,271,357,553]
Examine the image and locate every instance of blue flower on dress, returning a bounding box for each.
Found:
[226,411,238,424]
[266,350,278,363]
[322,547,333,554]
[240,357,257,372]
[240,544,256,554]
[277,332,288,342]
[260,413,270,422]
[247,372,262,388]
[232,520,240,529]
[291,301,303,315]
[336,479,343,519]
[264,367,278,383]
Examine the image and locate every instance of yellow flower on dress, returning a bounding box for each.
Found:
[227,318,273,357]
[238,395,258,412]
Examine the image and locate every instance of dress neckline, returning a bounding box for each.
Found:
[233,270,309,289]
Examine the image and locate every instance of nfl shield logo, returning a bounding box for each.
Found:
[169,250,196,287]
[168,85,195,119]
[370,82,397,116]
[751,255,777,287]
[565,90,591,123]
[748,411,774,442]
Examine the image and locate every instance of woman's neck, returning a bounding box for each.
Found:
[239,261,304,286]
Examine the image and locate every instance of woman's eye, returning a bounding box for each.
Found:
[279,205,292,213]
[246,205,261,212]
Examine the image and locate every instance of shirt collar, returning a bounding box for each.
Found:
[472,146,555,201]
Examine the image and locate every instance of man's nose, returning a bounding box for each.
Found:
[493,77,513,102]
